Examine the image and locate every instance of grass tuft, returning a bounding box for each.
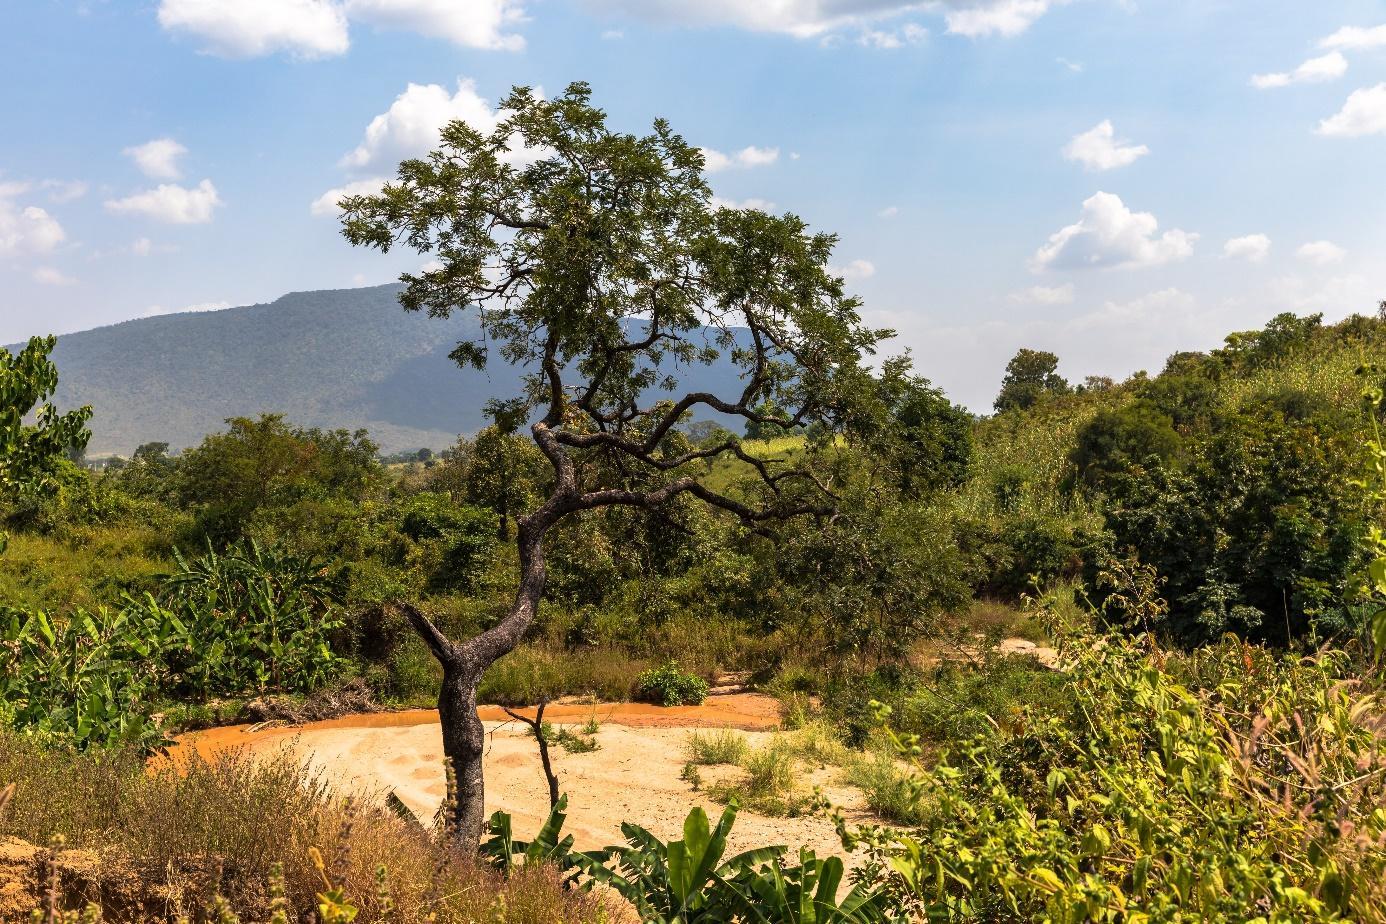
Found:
[685,729,749,766]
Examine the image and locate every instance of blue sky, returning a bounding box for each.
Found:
[2,0,1384,409]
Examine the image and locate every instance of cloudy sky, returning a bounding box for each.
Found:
[2,0,1384,409]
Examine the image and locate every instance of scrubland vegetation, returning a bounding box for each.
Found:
[4,82,1386,921]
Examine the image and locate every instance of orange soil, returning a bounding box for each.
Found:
[163,693,781,767]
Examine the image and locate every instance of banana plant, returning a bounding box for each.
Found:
[479,793,580,883]
[0,605,170,750]
[572,802,786,923]
[722,849,887,923]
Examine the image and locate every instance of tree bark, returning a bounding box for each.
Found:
[404,508,553,854]
[437,657,488,848]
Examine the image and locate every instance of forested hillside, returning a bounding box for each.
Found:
[14,286,744,456]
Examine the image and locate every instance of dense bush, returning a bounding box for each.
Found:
[848,618,1386,921]
[1069,403,1182,490]
[1094,394,1365,643]
[635,662,709,707]
[0,542,342,749]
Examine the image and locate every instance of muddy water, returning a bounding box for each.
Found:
[164,692,781,766]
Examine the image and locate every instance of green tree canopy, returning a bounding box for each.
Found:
[994,347,1069,413]
[174,413,381,544]
[0,336,91,552]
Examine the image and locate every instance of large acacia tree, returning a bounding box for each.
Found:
[340,82,885,848]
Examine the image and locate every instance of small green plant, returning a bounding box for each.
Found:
[553,727,599,754]
[841,594,1386,921]
[685,729,748,765]
[1354,371,1386,656]
[571,802,885,922]
[635,662,709,707]
[708,738,813,817]
[786,721,850,767]
[845,751,925,825]
[573,803,783,922]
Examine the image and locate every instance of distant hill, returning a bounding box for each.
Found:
[18,285,743,456]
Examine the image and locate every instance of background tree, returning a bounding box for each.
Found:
[173,413,381,548]
[994,347,1069,413]
[1069,404,1182,490]
[867,355,972,495]
[340,82,884,849]
[0,336,92,553]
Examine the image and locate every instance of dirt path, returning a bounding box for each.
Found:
[167,694,870,861]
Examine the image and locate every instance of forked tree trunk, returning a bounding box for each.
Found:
[405,512,552,853]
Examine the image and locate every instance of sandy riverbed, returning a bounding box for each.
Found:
[168,694,873,860]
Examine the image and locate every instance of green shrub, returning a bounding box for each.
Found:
[845,614,1386,921]
[785,721,850,767]
[635,661,709,707]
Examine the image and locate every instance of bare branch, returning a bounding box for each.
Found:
[400,603,458,666]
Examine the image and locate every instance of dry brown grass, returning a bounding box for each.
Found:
[0,731,621,923]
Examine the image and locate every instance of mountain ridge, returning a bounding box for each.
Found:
[15,284,744,456]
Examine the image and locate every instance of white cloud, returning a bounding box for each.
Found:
[343,0,526,51]
[1030,191,1197,271]
[1318,83,1386,137]
[700,145,779,172]
[1009,283,1075,305]
[1251,51,1347,90]
[583,1,1055,40]
[878,205,899,218]
[601,29,624,39]
[834,258,876,281]
[124,138,189,179]
[945,0,1051,38]
[1296,240,1346,265]
[157,0,349,57]
[41,180,88,203]
[0,191,66,256]
[1073,287,1198,332]
[1223,234,1271,263]
[127,237,178,257]
[858,23,926,48]
[311,177,390,216]
[1056,56,1083,73]
[341,80,533,173]
[33,266,77,287]
[1271,273,1375,314]
[1062,120,1149,171]
[105,179,222,224]
[1320,24,1386,51]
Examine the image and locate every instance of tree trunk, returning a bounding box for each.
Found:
[437,658,488,848]
[405,510,553,855]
